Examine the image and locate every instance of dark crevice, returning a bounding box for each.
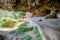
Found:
[46,9,51,14]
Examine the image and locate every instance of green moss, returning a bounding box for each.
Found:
[0,18,16,28]
[10,23,42,40]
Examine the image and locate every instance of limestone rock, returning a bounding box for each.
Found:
[0,0,60,18]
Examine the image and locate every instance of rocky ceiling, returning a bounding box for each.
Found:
[0,0,60,19]
[0,0,60,12]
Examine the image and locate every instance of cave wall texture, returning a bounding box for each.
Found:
[0,0,60,17]
[0,0,60,11]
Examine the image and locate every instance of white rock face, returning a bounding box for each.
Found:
[25,11,33,18]
[5,34,17,40]
[0,31,19,40]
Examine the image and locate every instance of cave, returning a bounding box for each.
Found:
[0,0,60,40]
[46,9,51,15]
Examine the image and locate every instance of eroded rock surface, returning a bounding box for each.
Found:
[0,0,60,18]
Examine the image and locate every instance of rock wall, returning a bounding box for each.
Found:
[0,0,60,17]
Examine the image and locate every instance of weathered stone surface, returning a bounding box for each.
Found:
[0,0,59,10]
[0,0,60,18]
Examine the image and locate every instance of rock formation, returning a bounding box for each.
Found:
[0,0,60,18]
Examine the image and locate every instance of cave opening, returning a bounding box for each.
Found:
[46,9,51,15]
